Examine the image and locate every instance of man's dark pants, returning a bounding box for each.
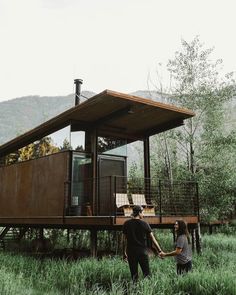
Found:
[127,250,150,281]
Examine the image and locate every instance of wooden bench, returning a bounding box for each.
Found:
[131,194,155,216]
[115,193,133,216]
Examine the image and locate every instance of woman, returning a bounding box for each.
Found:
[160,220,192,275]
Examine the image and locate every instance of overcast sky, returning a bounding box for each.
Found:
[0,0,235,102]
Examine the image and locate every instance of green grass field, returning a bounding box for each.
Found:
[0,231,235,295]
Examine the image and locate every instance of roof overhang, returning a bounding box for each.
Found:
[0,89,195,157]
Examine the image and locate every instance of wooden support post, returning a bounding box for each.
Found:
[143,137,151,202]
[191,228,196,252]
[91,130,98,216]
[115,231,120,255]
[18,227,29,241]
[72,229,76,249]
[32,228,44,253]
[85,129,97,215]
[143,137,150,180]
[196,223,202,254]
[90,229,97,257]
[67,229,70,243]
[39,228,44,240]
[172,228,176,243]
[209,224,213,235]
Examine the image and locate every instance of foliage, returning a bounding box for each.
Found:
[197,131,236,220]
[147,36,236,221]
[0,232,235,294]
[5,136,59,164]
[60,138,72,151]
[129,161,143,180]
[20,137,59,160]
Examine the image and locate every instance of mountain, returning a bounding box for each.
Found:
[0,91,95,145]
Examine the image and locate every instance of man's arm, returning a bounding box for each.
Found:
[149,232,162,253]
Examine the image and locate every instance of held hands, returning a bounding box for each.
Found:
[159,251,166,258]
[155,249,165,259]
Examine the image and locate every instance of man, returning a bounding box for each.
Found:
[122,205,162,281]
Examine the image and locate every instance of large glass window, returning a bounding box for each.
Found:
[49,125,71,149]
[97,137,127,156]
[49,126,85,151]
[71,153,92,208]
[71,131,85,151]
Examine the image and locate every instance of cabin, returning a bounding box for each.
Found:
[0,81,201,254]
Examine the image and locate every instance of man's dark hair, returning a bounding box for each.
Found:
[132,205,143,217]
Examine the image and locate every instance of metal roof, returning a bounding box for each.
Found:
[0,89,195,157]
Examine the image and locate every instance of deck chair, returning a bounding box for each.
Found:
[115,193,133,216]
[131,194,155,216]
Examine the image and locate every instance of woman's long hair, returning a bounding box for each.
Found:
[176,220,190,243]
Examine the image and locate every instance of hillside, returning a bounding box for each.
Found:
[0,91,94,145]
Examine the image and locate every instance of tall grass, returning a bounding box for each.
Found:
[0,232,235,294]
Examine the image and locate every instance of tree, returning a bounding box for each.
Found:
[167,36,235,176]
[151,36,236,220]
[60,138,72,151]
[4,137,59,164]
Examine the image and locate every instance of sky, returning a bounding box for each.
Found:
[0,0,236,102]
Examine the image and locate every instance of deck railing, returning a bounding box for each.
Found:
[158,179,199,217]
[68,176,199,218]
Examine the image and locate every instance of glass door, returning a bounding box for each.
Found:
[71,152,92,215]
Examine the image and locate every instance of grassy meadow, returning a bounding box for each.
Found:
[0,229,235,295]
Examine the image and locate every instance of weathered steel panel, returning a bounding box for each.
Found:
[0,151,70,218]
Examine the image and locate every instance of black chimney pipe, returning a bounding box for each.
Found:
[74,79,83,105]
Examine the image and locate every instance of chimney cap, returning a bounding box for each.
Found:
[74,79,83,84]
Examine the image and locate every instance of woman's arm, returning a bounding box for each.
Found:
[160,247,182,257]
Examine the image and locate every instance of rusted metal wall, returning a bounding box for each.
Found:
[0,151,70,218]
